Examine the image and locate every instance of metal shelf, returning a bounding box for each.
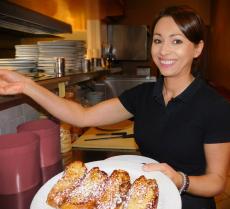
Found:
[0,70,109,111]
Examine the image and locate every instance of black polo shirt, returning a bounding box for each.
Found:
[119,76,230,175]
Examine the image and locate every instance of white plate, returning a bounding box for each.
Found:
[105,154,159,164]
[30,160,181,209]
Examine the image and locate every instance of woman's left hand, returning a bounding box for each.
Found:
[143,163,182,189]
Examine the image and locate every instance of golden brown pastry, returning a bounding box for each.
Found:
[96,169,131,209]
[47,161,159,209]
[60,201,96,209]
[117,175,158,209]
[46,161,87,208]
[61,167,108,208]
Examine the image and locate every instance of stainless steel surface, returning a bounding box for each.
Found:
[0,1,72,34]
[103,75,156,98]
[107,25,148,60]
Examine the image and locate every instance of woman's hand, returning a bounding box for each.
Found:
[143,163,183,189]
[0,69,29,95]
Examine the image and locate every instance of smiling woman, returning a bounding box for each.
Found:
[151,16,203,104]
[118,6,230,209]
[151,6,205,78]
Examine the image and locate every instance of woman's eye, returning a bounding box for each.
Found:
[173,39,183,44]
[153,39,161,44]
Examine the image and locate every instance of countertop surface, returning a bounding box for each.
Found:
[72,120,138,151]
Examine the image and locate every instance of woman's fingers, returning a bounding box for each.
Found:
[0,83,22,94]
[143,163,175,178]
[143,163,159,171]
[143,162,169,172]
[142,163,182,188]
[0,70,26,94]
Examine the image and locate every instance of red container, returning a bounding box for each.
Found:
[0,132,42,209]
[17,119,63,183]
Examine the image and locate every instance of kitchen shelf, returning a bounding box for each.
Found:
[0,69,110,111]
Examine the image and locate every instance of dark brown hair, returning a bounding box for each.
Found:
[152,5,206,76]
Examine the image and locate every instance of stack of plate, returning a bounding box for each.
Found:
[75,41,86,70]
[15,44,39,61]
[37,40,86,74]
[0,58,37,73]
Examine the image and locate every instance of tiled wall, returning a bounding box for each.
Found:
[0,104,40,135]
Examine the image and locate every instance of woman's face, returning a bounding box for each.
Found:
[151,16,203,78]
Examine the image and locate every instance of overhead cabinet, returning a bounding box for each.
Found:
[0,1,72,35]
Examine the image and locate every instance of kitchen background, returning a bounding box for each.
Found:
[0,0,228,123]
[1,0,229,89]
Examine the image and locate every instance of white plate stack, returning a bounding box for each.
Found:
[0,58,37,74]
[15,44,39,61]
[37,40,86,75]
[75,40,86,70]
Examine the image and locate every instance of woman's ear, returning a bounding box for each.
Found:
[194,40,204,58]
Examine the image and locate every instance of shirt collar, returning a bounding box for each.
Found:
[153,76,164,105]
[153,75,203,103]
[177,76,203,103]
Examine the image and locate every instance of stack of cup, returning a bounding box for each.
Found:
[82,58,91,73]
[0,132,42,209]
[17,119,63,184]
[54,57,65,77]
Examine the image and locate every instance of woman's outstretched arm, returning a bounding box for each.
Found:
[0,69,133,127]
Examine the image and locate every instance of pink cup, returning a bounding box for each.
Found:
[0,132,41,195]
[17,119,63,183]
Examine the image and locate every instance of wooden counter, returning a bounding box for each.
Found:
[72,120,138,152]
[62,120,140,166]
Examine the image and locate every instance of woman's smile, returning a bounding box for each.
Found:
[159,58,176,68]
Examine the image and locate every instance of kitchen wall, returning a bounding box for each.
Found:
[209,0,230,90]
[9,0,88,31]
